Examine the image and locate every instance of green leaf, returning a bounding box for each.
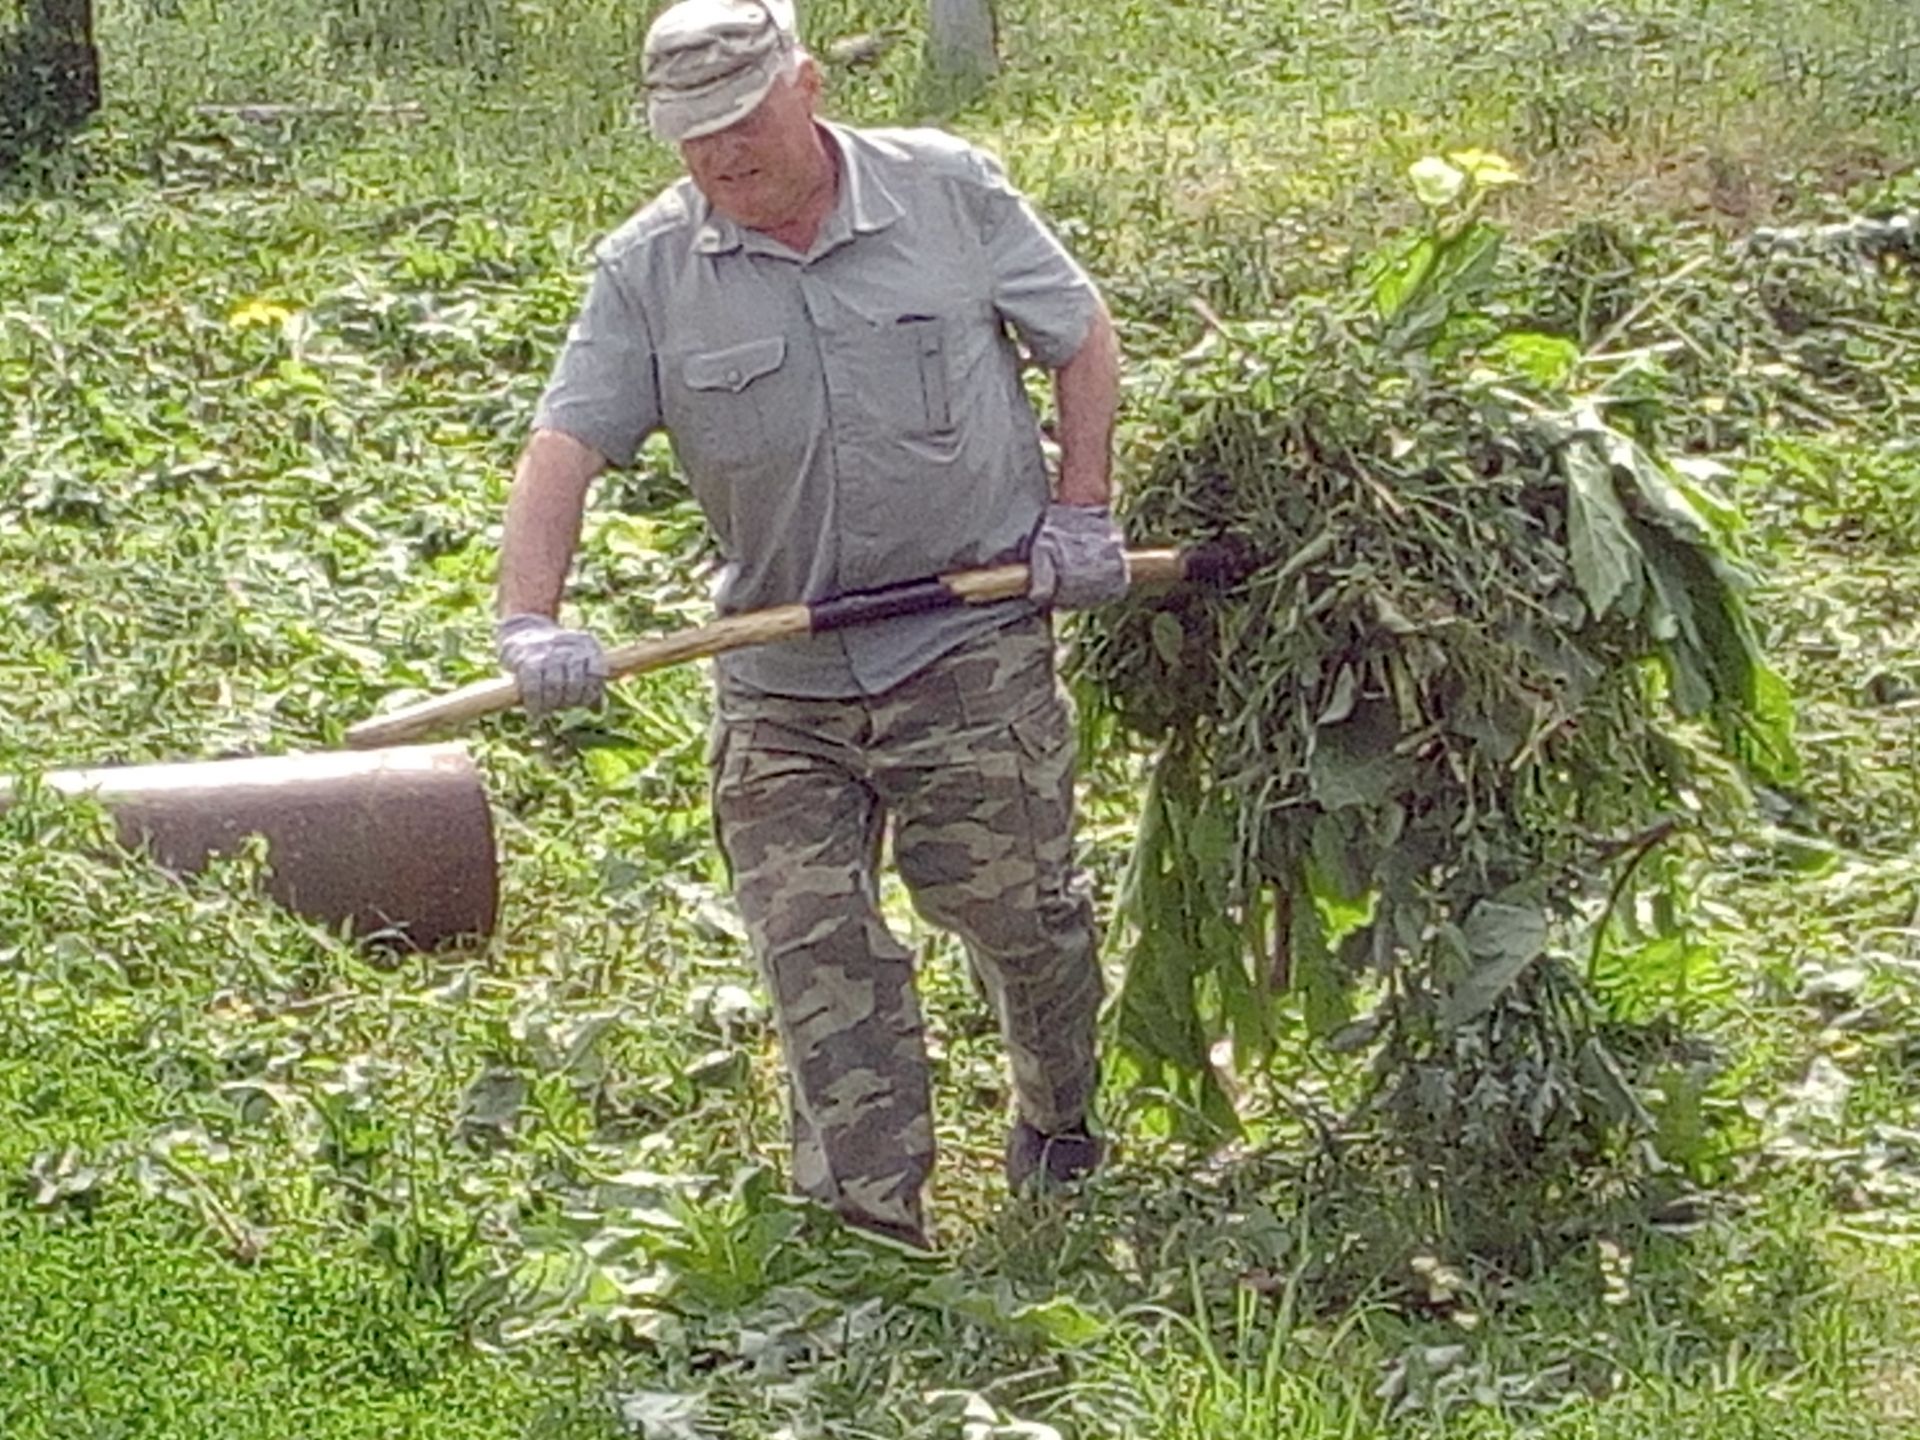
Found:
[1290,886,1353,1039]
[1150,611,1184,666]
[1741,658,1801,785]
[1446,148,1523,187]
[1371,234,1437,320]
[913,1278,1108,1350]
[583,744,643,788]
[1638,522,1750,716]
[1667,456,1746,539]
[1489,331,1580,390]
[1306,815,1378,946]
[1185,792,1235,873]
[1308,700,1415,811]
[1563,441,1644,620]
[1597,428,1713,546]
[1650,1064,1716,1174]
[1009,1295,1108,1347]
[1441,899,1548,1027]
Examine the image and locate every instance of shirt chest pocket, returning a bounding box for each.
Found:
[669,336,788,470]
[838,312,966,469]
[890,315,954,435]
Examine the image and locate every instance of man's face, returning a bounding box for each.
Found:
[680,60,825,232]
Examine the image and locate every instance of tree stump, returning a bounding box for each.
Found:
[927,0,997,79]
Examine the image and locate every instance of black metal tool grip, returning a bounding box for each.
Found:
[806,577,969,633]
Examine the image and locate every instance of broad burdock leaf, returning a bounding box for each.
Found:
[1461,900,1548,965]
[1307,699,1416,811]
[1563,442,1645,620]
[1442,900,1549,1027]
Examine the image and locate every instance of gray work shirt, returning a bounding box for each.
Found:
[531,121,1101,698]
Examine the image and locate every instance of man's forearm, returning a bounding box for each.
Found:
[1052,301,1120,507]
[497,429,607,618]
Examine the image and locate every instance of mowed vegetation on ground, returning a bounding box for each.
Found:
[4,1,1920,1436]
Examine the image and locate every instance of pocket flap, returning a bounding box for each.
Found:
[683,337,786,394]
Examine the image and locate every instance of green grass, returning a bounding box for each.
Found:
[6,0,1920,1434]
[0,1205,618,1440]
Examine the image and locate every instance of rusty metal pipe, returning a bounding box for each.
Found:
[3,743,498,949]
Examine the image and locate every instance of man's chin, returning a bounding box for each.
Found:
[701,189,792,234]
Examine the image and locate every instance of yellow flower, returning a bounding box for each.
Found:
[1408,156,1467,208]
[229,299,294,329]
[1447,148,1524,188]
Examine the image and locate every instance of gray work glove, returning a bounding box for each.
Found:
[496,614,607,718]
[1027,502,1129,610]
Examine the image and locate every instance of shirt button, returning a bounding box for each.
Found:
[726,368,743,386]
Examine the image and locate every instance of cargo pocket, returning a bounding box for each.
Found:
[1010,694,1073,766]
[1008,692,1077,861]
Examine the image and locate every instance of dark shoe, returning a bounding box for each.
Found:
[1005,1117,1105,1190]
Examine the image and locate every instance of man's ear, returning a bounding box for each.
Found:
[794,52,824,110]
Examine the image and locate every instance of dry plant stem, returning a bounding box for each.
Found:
[1582,252,1714,356]
[1585,817,1687,985]
[150,1146,265,1263]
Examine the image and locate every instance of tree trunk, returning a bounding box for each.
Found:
[2,0,101,160]
[927,0,997,79]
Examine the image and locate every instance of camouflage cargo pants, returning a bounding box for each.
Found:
[710,615,1103,1243]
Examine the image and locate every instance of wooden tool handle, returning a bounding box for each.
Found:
[347,674,525,750]
[344,548,1188,750]
[345,600,816,750]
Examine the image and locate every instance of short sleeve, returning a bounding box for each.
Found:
[531,254,661,469]
[960,146,1101,369]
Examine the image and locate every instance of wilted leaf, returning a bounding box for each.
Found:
[456,1066,527,1141]
[1784,1056,1854,1128]
[1316,664,1358,725]
[616,1389,709,1440]
[1150,611,1184,666]
[1564,442,1644,619]
[685,1047,748,1089]
[22,1147,104,1210]
[1308,700,1415,810]
[1461,899,1547,964]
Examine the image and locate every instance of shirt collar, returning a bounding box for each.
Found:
[691,122,902,259]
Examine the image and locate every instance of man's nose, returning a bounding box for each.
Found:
[693,130,748,163]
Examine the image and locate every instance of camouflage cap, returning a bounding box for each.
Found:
[643,0,799,143]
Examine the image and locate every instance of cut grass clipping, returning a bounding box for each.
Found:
[1079,154,1914,1200]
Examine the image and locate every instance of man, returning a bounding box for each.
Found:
[494,0,1124,1249]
